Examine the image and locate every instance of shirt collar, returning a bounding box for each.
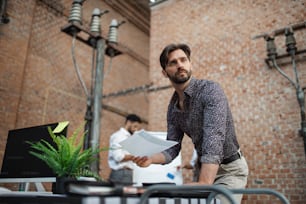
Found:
[120,127,132,136]
[183,77,196,97]
[172,77,196,110]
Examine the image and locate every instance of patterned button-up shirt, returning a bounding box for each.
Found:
[162,77,240,164]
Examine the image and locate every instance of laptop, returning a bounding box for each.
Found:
[0,122,68,183]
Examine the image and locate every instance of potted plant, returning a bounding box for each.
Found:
[27,121,105,194]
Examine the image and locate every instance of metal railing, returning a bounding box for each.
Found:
[138,185,290,204]
[138,184,236,204]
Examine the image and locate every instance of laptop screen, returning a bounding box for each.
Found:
[0,122,68,180]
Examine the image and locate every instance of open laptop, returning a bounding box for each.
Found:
[0,122,68,184]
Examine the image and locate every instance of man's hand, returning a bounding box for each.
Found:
[132,156,152,167]
[176,162,194,170]
[132,153,166,167]
[122,154,135,162]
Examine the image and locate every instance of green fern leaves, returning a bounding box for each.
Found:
[27,122,103,179]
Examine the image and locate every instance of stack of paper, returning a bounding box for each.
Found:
[119,130,178,157]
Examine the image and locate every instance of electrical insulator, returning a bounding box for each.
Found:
[108,19,118,44]
[68,0,83,25]
[90,8,101,35]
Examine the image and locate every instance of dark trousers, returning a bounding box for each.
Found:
[109,168,133,186]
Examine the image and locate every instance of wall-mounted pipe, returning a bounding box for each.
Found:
[252,21,306,39]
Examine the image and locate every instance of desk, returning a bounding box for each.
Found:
[0,178,55,191]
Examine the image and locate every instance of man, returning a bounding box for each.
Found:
[133,43,248,203]
[108,114,142,186]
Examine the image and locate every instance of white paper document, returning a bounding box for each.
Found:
[119,130,178,157]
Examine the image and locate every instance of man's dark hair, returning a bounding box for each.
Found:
[126,114,141,123]
[159,43,191,69]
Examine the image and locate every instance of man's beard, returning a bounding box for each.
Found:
[127,127,134,135]
[167,69,192,84]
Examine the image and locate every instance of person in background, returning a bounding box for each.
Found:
[132,43,248,203]
[108,114,142,186]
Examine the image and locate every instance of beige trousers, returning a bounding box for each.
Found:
[214,156,249,204]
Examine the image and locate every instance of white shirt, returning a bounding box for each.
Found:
[108,127,135,170]
[190,149,198,167]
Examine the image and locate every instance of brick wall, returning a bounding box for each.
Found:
[0,0,149,188]
[149,0,306,203]
[1,0,305,202]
